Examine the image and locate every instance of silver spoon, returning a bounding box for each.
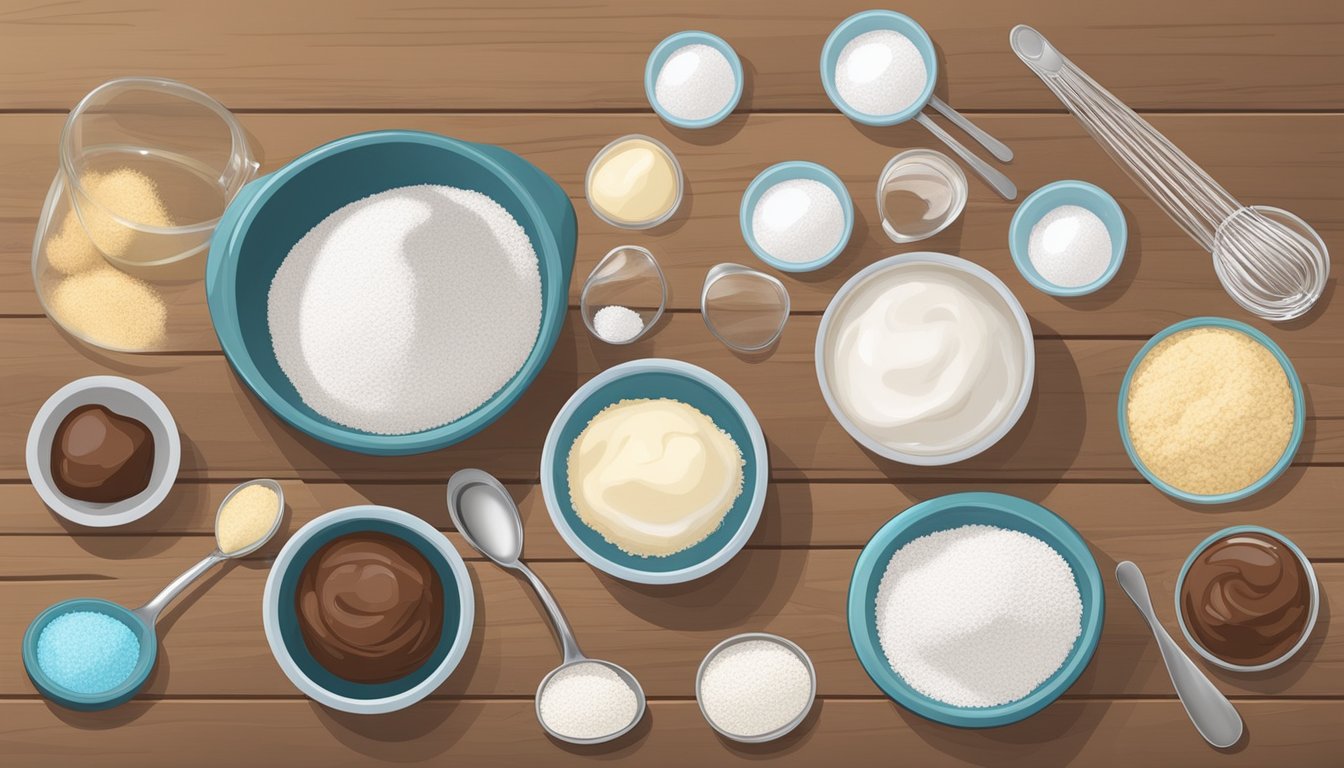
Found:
[447,468,646,744]
[131,479,285,627]
[1116,561,1243,749]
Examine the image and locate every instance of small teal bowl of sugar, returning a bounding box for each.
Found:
[646,31,744,130]
[740,161,854,273]
[847,492,1105,728]
[1009,180,1127,297]
[23,598,157,711]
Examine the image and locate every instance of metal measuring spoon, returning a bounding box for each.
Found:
[131,479,285,626]
[447,468,646,744]
[1116,561,1243,749]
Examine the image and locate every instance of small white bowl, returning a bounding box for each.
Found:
[696,632,817,743]
[25,375,181,527]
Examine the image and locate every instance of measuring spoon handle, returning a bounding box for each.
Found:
[133,550,227,626]
[915,112,1017,200]
[515,561,585,665]
[928,96,1014,162]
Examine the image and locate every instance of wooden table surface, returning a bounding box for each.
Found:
[2,1,1341,765]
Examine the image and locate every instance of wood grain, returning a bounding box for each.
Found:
[1,539,1339,698]
[0,699,1340,767]
[0,1,1340,111]
[2,316,1341,481]
[3,113,1341,339]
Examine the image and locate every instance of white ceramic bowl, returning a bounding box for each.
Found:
[25,375,181,527]
[815,253,1035,465]
[262,506,475,714]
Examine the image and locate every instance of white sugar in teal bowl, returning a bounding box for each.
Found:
[1009,180,1127,297]
[741,161,854,272]
[848,492,1104,728]
[645,31,744,129]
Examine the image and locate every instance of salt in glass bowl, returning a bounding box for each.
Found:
[695,632,817,743]
[580,245,667,345]
[1174,525,1319,673]
[25,375,181,528]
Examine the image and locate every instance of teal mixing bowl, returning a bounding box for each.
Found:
[540,358,768,584]
[847,492,1104,728]
[206,130,576,455]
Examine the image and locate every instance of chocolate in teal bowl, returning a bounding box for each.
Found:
[847,492,1104,728]
[206,130,576,456]
[23,598,157,711]
[262,506,475,714]
[1118,317,1305,504]
[540,359,768,584]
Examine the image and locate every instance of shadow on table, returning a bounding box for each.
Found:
[896,696,1106,765]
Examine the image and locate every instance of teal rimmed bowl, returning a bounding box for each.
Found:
[1118,317,1305,504]
[23,598,157,711]
[820,10,938,126]
[206,130,577,456]
[740,161,854,273]
[262,506,475,714]
[1009,180,1127,297]
[1175,525,1319,672]
[540,359,768,584]
[645,31,744,129]
[847,492,1104,728]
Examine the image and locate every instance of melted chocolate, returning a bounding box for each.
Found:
[296,532,443,684]
[1181,532,1311,666]
[50,404,154,503]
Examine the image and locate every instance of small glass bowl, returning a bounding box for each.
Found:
[580,246,667,345]
[60,77,258,267]
[1175,526,1320,673]
[701,263,790,352]
[695,632,817,743]
[877,149,967,243]
[585,134,684,230]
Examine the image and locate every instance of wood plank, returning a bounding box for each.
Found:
[6,473,1344,557]
[0,1,1340,111]
[2,539,1339,697]
[0,699,1340,767]
[4,113,1341,341]
[2,316,1341,481]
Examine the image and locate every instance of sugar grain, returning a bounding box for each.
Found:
[538,661,639,740]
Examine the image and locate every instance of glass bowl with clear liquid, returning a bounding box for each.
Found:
[877,149,967,243]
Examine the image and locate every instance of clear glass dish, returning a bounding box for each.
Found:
[877,148,967,243]
[580,246,667,345]
[700,263,790,352]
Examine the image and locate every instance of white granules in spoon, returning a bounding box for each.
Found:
[268,184,541,435]
[834,29,928,117]
[876,525,1082,708]
[538,661,639,741]
[751,178,845,264]
[655,43,736,122]
[699,639,812,738]
[1028,204,1113,288]
[592,305,644,343]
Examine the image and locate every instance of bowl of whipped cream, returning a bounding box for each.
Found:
[816,253,1035,465]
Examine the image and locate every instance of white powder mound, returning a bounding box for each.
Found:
[1028,204,1113,288]
[751,178,845,264]
[268,184,541,435]
[538,661,639,740]
[876,525,1082,708]
[655,43,737,122]
[834,29,928,117]
[592,305,644,343]
[699,639,813,737]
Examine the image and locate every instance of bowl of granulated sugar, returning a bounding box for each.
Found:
[848,492,1104,728]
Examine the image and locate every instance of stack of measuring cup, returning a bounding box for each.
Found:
[821,11,1016,200]
[33,78,259,352]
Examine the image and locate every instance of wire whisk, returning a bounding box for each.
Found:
[1010,25,1328,322]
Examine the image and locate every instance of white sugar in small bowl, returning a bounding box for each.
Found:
[645,31,744,130]
[1009,180,1127,297]
[695,632,817,743]
[741,161,854,273]
[25,375,181,528]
